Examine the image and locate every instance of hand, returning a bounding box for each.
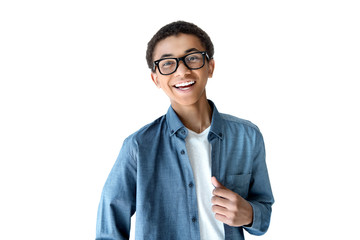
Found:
[211,176,253,227]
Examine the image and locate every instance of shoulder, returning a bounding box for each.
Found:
[218,113,265,149]
[220,113,261,133]
[118,115,166,159]
[124,114,166,145]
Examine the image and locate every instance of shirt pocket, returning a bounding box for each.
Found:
[225,174,251,199]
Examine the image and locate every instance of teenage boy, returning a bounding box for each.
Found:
[96,21,274,240]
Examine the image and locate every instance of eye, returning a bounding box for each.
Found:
[161,60,176,68]
[186,54,201,62]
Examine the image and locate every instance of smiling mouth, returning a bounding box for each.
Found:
[174,81,196,89]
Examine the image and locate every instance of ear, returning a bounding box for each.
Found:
[207,59,215,78]
[151,71,161,88]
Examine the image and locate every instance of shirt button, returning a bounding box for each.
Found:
[181,129,186,135]
[180,150,185,155]
[192,217,197,222]
[188,182,194,188]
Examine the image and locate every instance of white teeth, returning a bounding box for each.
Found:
[175,81,195,88]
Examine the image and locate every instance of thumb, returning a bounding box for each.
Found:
[211,176,224,188]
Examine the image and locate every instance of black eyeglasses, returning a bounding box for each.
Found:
[153,51,210,75]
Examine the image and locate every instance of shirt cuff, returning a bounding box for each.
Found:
[243,201,263,235]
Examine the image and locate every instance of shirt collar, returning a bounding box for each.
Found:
[208,100,224,140]
[166,104,185,137]
[165,99,224,140]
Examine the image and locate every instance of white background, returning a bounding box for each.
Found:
[1,0,359,239]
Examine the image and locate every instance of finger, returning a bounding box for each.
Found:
[211,176,224,188]
[211,195,232,208]
[211,176,231,199]
[212,187,237,201]
[214,213,230,225]
[212,204,230,216]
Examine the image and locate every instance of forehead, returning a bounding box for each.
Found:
[153,33,205,60]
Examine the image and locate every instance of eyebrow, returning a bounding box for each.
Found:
[184,48,200,54]
[159,48,200,59]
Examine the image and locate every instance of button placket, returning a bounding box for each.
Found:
[174,135,198,236]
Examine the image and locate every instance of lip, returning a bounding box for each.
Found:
[173,81,196,93]
[173,80,196,88]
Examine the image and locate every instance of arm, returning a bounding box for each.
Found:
[211,132,274,235]
[243,132,274,235]
[96,138,137,240]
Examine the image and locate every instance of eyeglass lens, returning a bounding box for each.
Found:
[158,52,205,75]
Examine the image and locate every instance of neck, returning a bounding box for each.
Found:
[171,95,212,134]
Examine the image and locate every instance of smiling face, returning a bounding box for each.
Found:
[151,34,215,108]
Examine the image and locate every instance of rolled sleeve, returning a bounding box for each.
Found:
[244,200,272,235]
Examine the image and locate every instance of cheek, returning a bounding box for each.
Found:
[199,72,210,83]
[158,78,172,89]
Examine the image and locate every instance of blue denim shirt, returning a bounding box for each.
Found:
[96,100,274,240]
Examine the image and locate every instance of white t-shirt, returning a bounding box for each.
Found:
[185,127,225,240]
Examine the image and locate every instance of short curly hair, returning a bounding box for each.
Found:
[146,21,214,72]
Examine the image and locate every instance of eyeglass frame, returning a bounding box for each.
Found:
[152,51,210,75]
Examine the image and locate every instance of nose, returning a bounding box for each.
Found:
[175,60,190,76]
